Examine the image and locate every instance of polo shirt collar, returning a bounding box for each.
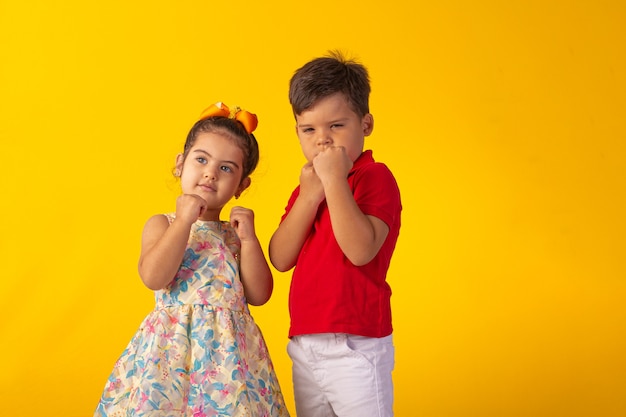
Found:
[349,150,374,175]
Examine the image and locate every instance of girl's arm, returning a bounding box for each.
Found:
[138,194,206,290]
[138,215,191,290]
[268,163,324,271]
[230,206,273,306]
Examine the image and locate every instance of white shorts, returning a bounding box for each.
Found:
[287,333,395,417]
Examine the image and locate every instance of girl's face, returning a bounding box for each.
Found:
[176,132,249,213]
[295,92,373,163]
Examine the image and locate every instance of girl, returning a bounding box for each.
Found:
[94,102,290,417]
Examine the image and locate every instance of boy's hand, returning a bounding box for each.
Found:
[175,194,207,225]
[230,206,257,242]
[299,161,325,205]
[313,146,353,185]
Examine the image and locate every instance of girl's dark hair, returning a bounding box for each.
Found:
[180,116,259,181]
[289,50,371,118]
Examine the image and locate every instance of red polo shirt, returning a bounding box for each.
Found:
[280,150,402,338]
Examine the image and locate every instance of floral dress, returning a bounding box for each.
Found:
[94,216,290,417]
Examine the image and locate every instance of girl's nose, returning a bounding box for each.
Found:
[204,167,217,180]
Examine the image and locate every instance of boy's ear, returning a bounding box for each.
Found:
[363,113,374,136]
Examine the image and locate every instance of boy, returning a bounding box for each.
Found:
[269,51,402,417]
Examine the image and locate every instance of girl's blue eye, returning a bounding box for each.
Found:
[220,165,233,173]
[196,157,207,164]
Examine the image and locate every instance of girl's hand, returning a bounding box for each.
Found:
[232,205,273,305]
[175,194,207,225]
[230,206,257,242]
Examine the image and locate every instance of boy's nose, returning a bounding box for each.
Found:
[316,132,332,146]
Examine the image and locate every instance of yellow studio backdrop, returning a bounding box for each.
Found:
[1,0,624,416]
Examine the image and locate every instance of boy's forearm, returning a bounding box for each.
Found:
[269,197,318,271]
[324,181,385,266]
[269,226,296,272]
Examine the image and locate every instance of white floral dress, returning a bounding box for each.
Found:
[94,215,289,417]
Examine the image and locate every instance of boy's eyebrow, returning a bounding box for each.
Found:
[192,149,241,168]
[298,117,350,127]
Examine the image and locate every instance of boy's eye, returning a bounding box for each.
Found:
[331,123,343,128]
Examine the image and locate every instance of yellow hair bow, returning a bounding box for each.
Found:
[198,102,258,134]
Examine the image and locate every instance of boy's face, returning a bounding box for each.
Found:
[295,92,373,164]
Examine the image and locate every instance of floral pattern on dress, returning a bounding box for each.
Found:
[94,216,289,417]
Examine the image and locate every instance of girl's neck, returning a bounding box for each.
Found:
[198,208,222,222]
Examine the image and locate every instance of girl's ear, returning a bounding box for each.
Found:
[175,153,184,175]
[236,177,252,198]
[363,113,374,136]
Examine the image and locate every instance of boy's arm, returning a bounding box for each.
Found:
[269,163,324,272]
[230,206,273,306]
[323,179,389,266]
[315,146,389,266]
[269,196,318,272]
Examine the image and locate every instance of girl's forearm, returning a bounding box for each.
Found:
[240,238,273,306]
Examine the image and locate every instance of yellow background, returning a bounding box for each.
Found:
[1,1,625,416]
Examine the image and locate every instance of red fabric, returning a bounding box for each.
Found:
[280,150,402,338]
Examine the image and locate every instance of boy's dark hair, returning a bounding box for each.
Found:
[289,50,371,118]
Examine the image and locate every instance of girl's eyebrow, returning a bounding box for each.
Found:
[192,148,241,169]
